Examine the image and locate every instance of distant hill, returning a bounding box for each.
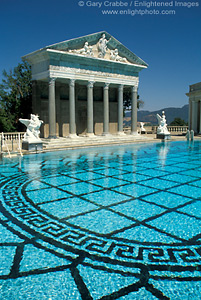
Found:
[124,104,188,126]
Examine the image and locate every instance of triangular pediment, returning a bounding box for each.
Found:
[46,31,148,67]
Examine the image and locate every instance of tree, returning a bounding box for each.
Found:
[170,117,187,126]
[123,89,144,110]
[0,60,32,132]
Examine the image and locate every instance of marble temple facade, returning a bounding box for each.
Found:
[23,31,148,138]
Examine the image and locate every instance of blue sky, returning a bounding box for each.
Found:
[0,0,201,110]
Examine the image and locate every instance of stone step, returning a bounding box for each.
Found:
[42,135,152,150]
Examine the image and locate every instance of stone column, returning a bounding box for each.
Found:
[188,99,192,131]
[118,84,124,134]
[199,101,201,134]
[69,79,77,137]
[87,81,94,136]
[192,100,198,133]
[131,85,138,135]
[56,82,61,136]
[103,83,110,135]
[48,77,57,138]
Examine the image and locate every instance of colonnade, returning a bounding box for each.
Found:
[48,78,138,138]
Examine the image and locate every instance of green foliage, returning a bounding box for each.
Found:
[0,60,32,132]
[170,117,187,126]
[123,89,144,110]
[0,111,15,132]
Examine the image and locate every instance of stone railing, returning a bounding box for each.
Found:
[152,126,188,134]
[167,126,188,133]
[0,132,25,154]
[124,126,189,134]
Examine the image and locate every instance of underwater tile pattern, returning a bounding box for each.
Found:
[0,141,201,299]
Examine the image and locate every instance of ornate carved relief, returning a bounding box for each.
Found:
[68,42,94,57]
[49,65,139,83]
[97,34,111,58]
[66,34,130,64]
[69,79,75,87]
[110,49,127,63]
[87,81,94,88]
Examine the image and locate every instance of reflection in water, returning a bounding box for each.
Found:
[157,141,170,167]
[187,140,194,151]
[1,142,159,179]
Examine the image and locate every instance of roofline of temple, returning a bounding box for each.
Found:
[22,31,148,68]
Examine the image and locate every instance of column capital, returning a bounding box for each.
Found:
[131,85,138,93]
[88,81,95,88]
[104,83,110,90]
[69,79,76,87]
[48,77,56,86]
[118,84,124,91]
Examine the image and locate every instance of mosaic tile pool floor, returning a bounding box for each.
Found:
[0,141,201,299]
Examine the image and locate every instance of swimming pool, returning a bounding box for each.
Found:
[0,141,201,299]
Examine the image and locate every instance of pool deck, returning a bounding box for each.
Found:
[41,133,200,151]
[1,133,201,157]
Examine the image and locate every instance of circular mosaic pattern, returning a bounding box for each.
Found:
[1,142,201,284]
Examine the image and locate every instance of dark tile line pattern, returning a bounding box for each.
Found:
[23,178,185,242]
[0,141,201,299]
[3,152,201,244]
[22,149,201,242]
[2,144,198,250]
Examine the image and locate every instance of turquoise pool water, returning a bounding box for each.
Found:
[0,141,201,299]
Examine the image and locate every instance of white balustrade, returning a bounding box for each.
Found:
[123,126,189,134]
[1,132,25,154]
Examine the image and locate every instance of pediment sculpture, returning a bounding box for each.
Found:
[97,34,111,58]
[68,42,94,57]
[110,49,127,63]
[67,34,129,63]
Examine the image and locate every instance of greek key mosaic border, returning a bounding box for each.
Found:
[1,172,201,279]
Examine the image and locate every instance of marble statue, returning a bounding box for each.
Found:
[140,122,146,133]
[98,34,111,58]
[110,49,127,62]
[156,111,170,135]
[82,42,94,56]
[20,114,43,143]
[69,42,94,57]
[67,37,130,63]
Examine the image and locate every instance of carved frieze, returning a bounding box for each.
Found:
[49,65,139,83]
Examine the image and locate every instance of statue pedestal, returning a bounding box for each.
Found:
[22,141,43,151]
[157,133,171,140]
